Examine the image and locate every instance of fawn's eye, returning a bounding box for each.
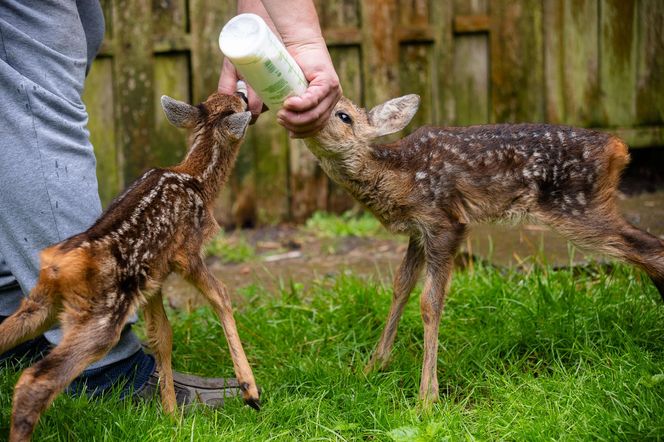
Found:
[335,111,353,125]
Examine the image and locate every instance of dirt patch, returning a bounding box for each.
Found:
[164,190,664,311]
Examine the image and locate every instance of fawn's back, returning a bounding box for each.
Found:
[374,123,629,226]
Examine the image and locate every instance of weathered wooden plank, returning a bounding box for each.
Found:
[454,15,490,34]
[189,0,236,225]
[83,58,120,207]
[490,0,544,123]
[253,118,290,224]
[152,0,187,36]
[542,0,564,124]
[452,0,489,125]
[551,0,601,126]
[396,26,435,43]
[431,1,454,124]
[153,34,191,53]
[600,0,637,127]
[317,0,359,28]
[361,0,400,106]
[323,27,362,46]
[635,0,664,125]
[400,44,433,129]
[562,0,601,126]
[100,0,113,38]
[152,54,189,167]
[189,0,234,103]
[113,0,154,183]
[289,139,327,222]
[398,0,430,27]
[606,126,664,149]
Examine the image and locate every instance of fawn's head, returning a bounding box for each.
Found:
[160,91,251,143]
[307,94,420,159]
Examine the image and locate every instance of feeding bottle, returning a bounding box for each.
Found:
[219,13,308,109]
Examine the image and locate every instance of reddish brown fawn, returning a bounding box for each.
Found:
[305,94,664,406]
[0,89,260,441]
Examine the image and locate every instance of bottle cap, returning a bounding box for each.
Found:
[219,13,268,64]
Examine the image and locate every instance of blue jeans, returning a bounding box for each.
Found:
[0,0,141,370]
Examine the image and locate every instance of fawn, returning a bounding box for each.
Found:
[304,94,664,405]
[0,89,260,441]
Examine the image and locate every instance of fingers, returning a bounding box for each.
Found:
[218,58,239,94]
[277,75,341,138]
[247,88,267,124]
[218,59,266,124]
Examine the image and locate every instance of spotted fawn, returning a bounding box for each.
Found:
[305,94,664,406]
[0,88,259,441]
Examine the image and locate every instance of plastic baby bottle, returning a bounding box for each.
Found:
[219,13,308,109]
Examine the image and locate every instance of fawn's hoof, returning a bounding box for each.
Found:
[240,382,261,410]
[245,396,261,410]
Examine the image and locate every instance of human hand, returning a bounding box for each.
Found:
[276,38,341,138]
[218,58,266,124]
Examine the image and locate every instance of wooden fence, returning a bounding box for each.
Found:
[84,0,664,225]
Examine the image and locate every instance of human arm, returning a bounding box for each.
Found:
[260,0,341,138]
[218,0,341,137]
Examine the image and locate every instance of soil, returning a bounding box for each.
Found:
[163,189,664,311]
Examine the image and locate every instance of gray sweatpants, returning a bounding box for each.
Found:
[0,0,140,369]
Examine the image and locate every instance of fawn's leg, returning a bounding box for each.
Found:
[184,258,260,409]
[418,223,466,406]
[551,212,664,301]
[617,221,664,300]
[143,292,176,414]
[366,236,424,373]
[9,312,124,442]
[0,281,57,355]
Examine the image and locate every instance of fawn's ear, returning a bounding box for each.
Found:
[224,111,252,141]
[160,95,201,128]
[367,94,420,138]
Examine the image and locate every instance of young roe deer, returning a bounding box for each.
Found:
[304,94,664,405]
[0,88,260,442]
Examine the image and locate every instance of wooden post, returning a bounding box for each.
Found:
[361,0,400,106]
[635,0,664,125]
[431,1,454,125]
[190,0,237,225]
[113,0,154,184]
[489,0,544,123]
[600,0,637,127]
[113,0,155,184]
[84,58,120,206]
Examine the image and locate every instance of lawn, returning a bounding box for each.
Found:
[1,262,663,440]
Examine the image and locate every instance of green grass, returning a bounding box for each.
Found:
[305,211,386,238]
[1,264,664,440]
[205,233,256,263]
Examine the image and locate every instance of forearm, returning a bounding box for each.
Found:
[237,0,280,38]
[226,0,340,136]
[260,0,325,45]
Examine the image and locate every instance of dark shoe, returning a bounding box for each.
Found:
[134,370,244,408]
[67,348,156,399]
[0,335,51,367]
[0,316,52,367]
